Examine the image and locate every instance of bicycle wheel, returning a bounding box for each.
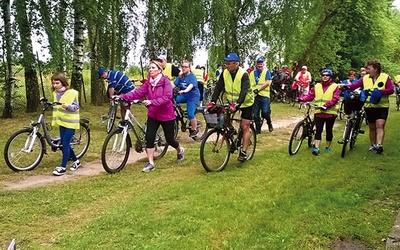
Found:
[350,118,359,150]
[288,121,306,155]
[4,128,45,171]
[240,125,257,160]
[106,104,118,133]
[339,101,345,120]
[153,126,169,160]
[341,120,353,158]
[194,109,208,140]
[173,119,179,139]
[73,122,90,159]
[396,94,400,111]
[101,128,131,173]
[200,129,230,172]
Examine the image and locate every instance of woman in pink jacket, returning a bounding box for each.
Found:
[119,60,184,172]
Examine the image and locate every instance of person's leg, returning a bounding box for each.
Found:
[324,116,336,151]
[252,96,262,133]
[313,116,324,155]
[261,96,273,131]
[186,98,199,136]
[144,117,159,165]
[161,120,184,161]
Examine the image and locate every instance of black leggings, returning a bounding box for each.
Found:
[145,117,179,149]
[314,116,336,141]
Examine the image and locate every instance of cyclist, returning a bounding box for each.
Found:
[341,70,359,110]
[292,65,312,96]
[192,65,205,106]
[98,68,136,119]
[249,57,273,133]
[156,55,180,80]
[207,52,254,162]
[215,64,223,80]
[117,60,185,172]
[174,61,201,138]
[299,69,340,155]
[340,60,394,154]
[50,72,81,176]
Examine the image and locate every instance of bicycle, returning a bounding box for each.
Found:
[338,91,366,158]
[395,85,400,111]
[199,103,257,172]
[104,98,119,133]
[173,93,208,141]
[203,79,217,105]
[288,102,317,155]
[4,98,90,171]
[101,97,168,173]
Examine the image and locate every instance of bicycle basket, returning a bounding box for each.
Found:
[204,113,218,126]
[344,91,364,114]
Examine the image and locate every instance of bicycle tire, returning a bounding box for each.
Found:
[153,126,169,160]
[243,125,257,160]
[4,128,45,171]
[339,101,345,120]
[194,109,208,141]
[200,129,230,172]
[396,94,400,111]
[106,104,118,133]
[73,121,90,159]
[341,120,353,158]
[288,121,306,155]
[307,121,315,148]
[350,118,360,150]
[173,119,179,139]
[101,128,131,173]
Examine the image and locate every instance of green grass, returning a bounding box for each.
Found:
[1,99,400,249]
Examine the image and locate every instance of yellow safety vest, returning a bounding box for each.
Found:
[164,63,173,79]
[223,67,254,108]
[52,89,80,129]
[192,68,204,83]
[249,69,270,98]
[314,83,338,115]
[363,73,390,108]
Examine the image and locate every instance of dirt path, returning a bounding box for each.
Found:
[3,117,301,191]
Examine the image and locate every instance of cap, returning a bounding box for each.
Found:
[224,52,240,62]
[301,66,307,70]
[157,55,167,61]
[98,68,107,78]
[256,58,264,63]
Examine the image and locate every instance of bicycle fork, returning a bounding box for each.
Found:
[24,127,39,152]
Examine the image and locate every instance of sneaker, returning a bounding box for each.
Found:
[177,147,185,162]
[189,129,198,138]
[312,148,320,156]
[368,144,377,151]
[53,166,66,176]
[324,147,330,153]
[255,128,261,134]
[375,144,383,155]
[70,160,81,171]
[237,150,247,162]
[268,124,274,132]
[142,162,155,173]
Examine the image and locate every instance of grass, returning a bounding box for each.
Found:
[1,98,400,249]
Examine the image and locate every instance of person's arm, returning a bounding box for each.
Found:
[299,87,316,102]
[343,78,363,90]
[119,80,148,100]
[381,77,394,95]
[211,73,224,103]
[237,73,250,105]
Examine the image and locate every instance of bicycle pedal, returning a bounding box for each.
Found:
[358,130,365,134]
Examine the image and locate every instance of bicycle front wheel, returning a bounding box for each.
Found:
[339,101,345,120]
[200,129,230,172]
[341,120,353,158]
[73,122,90,159]
[101,128,131,173]
[4,128,45,171]
[288,121,306,155]
[154,126,169,160]
[106,104,118,133]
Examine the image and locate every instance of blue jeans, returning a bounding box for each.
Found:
[253,95,271,131]
[59,126,77,168]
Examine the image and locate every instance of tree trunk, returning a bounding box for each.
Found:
[70,0,85,105]
[2,0,14,118]
[15,0,40,112]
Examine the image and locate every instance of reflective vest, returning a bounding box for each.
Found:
[164,63,173,79]
[223,67,254,108]
[249,69,270,98]
[52,89,80,129]
[314,83,338,115]
[192,68,204,83]
[363,73,390,108]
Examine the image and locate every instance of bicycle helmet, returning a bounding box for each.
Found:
[320,69,333,77]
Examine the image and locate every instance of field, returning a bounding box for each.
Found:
[0,96,400,249]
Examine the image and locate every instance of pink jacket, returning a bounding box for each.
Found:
[119,75,176,121]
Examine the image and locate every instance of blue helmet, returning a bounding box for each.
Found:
[320,69,333,77]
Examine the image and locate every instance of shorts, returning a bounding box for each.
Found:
[240,106,253,120]
[365,108,389,123]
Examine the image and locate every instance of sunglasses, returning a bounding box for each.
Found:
[321,74,330,77]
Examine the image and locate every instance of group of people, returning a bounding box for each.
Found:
[49,53,394,176]
[299,60,394,156]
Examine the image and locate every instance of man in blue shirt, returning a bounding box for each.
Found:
[249,58,273,133]
[98,68,136,118]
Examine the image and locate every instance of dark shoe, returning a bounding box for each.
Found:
[268,124,273,132]
[256,129,261,134]
[189,129,198,138]
[237,151,247,162]
[312,148,320,156]
[69,160,81,171]
[52,166,66,176]
[375,145,383,155]
[358,129,365,134]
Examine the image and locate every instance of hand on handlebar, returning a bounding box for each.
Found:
[142,100,151,106]
[229,103,238,111]
[206,102,215,111]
